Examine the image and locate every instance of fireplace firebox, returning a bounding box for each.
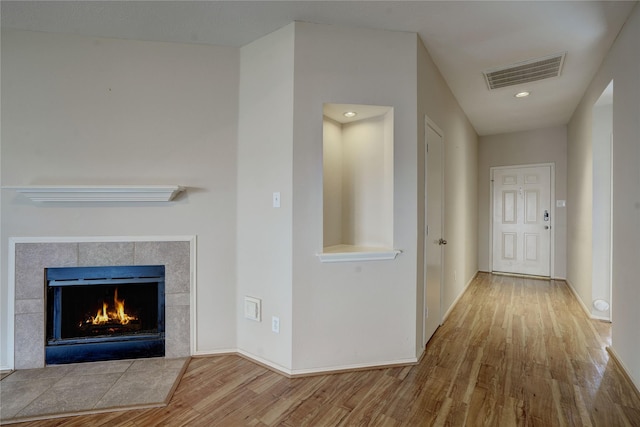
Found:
[45,265,165,365]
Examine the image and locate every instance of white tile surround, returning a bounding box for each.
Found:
[10,238,194,370]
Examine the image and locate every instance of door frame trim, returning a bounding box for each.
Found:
[489,163,555,278]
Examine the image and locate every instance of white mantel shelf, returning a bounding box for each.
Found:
[3,185,185,202]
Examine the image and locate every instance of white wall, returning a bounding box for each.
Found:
[417,37,479,325]
[478,126,568,278]
[236,23,478,373]
[238,22,472,373]
[0,30,240,367]
[567,4,640,388]
[591,104,612,319]
[341,114,393,247]
[1,22,482,375]
[322,117,343,247]
[290,23,420,371]
[236,24,295,370]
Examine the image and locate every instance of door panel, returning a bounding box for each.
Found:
[525,190,538,223]
[502,233,516,260]
[524,233,539,261]
[424,121,443,346]
[502,174,517,185]
[503,191,516,223]
[492,165,551,276]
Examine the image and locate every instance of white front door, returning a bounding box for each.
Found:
[424,119,444,346]
[492,165,552,276]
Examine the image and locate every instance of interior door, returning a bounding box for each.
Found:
[424,120,444,346]
[492,165,551,276]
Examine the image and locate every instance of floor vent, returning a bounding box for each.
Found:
[484,53,565,90]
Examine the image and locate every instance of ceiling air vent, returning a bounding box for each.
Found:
[483,53,566,90]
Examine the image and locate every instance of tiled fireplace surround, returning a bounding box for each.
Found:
[13,239,191,370]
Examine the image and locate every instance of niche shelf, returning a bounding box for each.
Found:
[3,185,185,203]
[317,245,401,263]
[320,103,398,262]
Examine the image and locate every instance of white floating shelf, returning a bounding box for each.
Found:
[317,245,402,263]
[3,185,185,203]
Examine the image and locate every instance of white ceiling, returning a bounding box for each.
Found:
[323,103,392,124]
[1,1,636,136]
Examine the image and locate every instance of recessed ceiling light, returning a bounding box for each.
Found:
[343,111,357,118]
[514,91,531,98]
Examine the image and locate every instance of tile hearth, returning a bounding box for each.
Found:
[0,357,188,424]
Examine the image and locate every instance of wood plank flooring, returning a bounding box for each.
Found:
[10,273,640,426]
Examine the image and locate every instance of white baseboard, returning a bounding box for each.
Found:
[590,314,611,321]
[192,348,237,357]
[236,350,294,377]
[607,346,640,399]
[442,271,479,322]
[196,348,419,378]
[564,278,591,317]
[563,278,611,321]
[563,278,611,322]
[192,348,292,376]
[288,357,418,377]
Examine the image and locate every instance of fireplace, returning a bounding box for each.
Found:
[45,265,165,364]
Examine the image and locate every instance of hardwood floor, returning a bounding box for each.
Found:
[11,273,640,426]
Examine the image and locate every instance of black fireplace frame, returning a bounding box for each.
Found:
[45,265,165,365]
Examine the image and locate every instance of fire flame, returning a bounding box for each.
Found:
[88,288,137,325]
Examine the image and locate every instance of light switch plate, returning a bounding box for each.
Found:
[273,192,281,208]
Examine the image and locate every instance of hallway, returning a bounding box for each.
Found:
[12,273,640,426]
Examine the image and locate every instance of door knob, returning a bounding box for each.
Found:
[438,238,448,245]
[544,225,550,230]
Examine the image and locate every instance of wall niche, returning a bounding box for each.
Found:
[320,103,399,262]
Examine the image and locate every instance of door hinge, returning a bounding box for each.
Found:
[426,225,429,236]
